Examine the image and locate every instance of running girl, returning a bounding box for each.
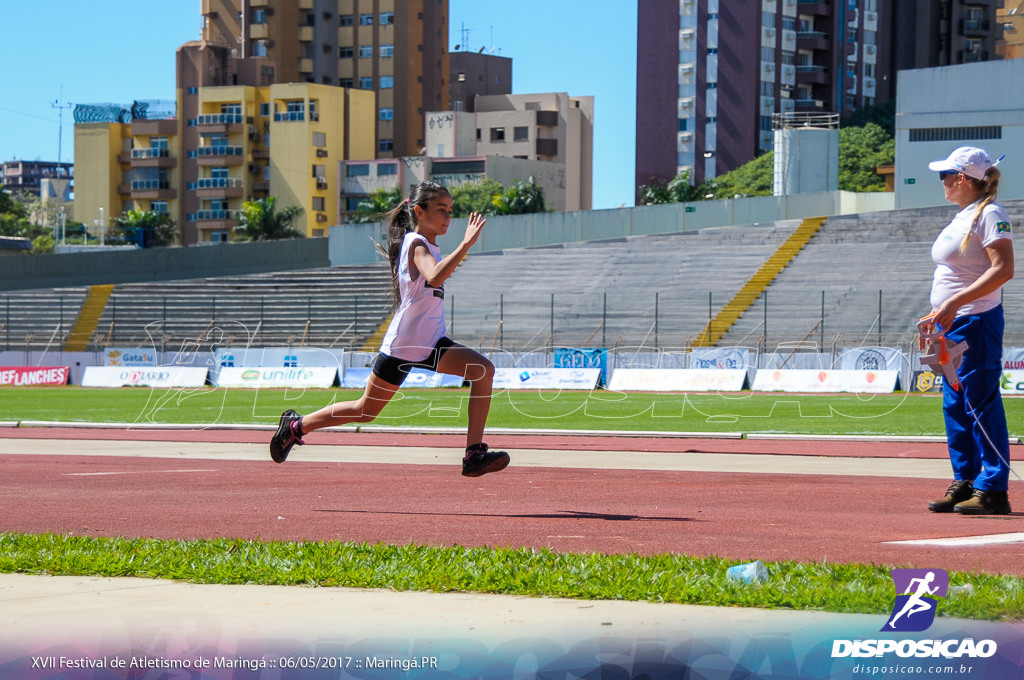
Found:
[269,182,510,477]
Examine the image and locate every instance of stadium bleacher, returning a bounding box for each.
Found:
[3,199,1023,355]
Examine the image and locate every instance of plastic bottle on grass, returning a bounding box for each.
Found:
[726,560,769,584]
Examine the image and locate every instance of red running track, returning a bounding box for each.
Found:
[1,428,1022,577]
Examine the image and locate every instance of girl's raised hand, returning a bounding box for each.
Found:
[463,211,486,247]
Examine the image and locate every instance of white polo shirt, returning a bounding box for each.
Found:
[930,200,1013,316]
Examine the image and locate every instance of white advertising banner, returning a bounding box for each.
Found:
[689,348,753,370]
[81,366,209,388]
[103,348,158,366]
[1001,370,1024,395]
[216,366,338,389]
[492,368,601,390]
[1003,348,1024,371]
[751,369,899,393]
[607,369,747,392]
[215,347,345,368]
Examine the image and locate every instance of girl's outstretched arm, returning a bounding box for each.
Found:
[414,212,486,288]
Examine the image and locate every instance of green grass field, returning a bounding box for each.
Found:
[6,385,1021,437]
[3,386,1022,621]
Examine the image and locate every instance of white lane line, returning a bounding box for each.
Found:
[885,532,1024,547]
[64,469,218,477]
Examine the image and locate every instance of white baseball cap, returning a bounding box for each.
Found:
[928,146,1002,181]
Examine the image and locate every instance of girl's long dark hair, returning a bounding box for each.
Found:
[379,181,451,308]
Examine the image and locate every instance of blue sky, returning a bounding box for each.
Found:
[0,1,637,210]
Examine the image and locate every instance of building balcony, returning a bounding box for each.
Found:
[959,18,991,35]
[130,179,175,200]
[536,110,559,127]
[299,58,314,73]
[796,31,830,52]
[193,177,245,198]
[253,148,270,160]
[250,23,269,40]
[192,210,237,230]
[795,64,829,84]
[797,0,830,15]
[299,26,314,42]
[131,119,177,136]
[536,138,558,157]
[194,113,245,133]
[252,181,270,193]
[273,110,318,122]
[194,146,245,165]
[130,148,177,168]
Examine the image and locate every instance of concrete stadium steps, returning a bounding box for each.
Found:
[92,265,393,351]
[717,198,1024,349]
[64,285,115,352]
[0,288,89,352]
[444,222,800,351]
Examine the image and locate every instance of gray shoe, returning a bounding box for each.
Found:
[928,480,973,513]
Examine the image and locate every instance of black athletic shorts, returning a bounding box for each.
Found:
[371,336,455,386]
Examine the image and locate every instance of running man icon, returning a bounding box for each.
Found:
[883,568,949,632]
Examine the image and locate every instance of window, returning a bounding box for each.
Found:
[379,108,394,121]
[380,44,394,57]
[490,127,505,142]
[339,46,353,58]
[313,131,326,147]
[152,201,168,214]
[378,163,398,176]
[312,165,325,179]
[379,139,394,152]
[380,76,394,89]
[909,126,1001,143]
[339,14,353,26]
[359,45,373,58]
[339,78,353,88]
[253,41,268,57]
[187,86,198,95]
[347,165,370,177]
[260,103,270,117]
[253,9,266,23]
[359,13,373,25]
[380,12,394,24]
[360,77,373,89]
[678,119,688,132]
[312,196,325,211]
[513,126,529,141]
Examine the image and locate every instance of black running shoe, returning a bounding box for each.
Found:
[461,443,510,477]
[270,409,304,463]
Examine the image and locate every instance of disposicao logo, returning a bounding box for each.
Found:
[831,568,998,659]
[883,568,947,632]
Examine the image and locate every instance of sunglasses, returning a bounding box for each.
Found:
[939,171,961,182]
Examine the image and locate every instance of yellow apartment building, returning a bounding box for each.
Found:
[74,82,374,244]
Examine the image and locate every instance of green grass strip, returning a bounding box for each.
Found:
[2,533,1021,622]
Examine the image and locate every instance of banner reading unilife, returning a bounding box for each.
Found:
[0,366,69,386]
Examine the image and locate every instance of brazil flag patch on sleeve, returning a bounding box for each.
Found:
[997,221,1012,233]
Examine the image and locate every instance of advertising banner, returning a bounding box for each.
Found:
[836,347,906,372]
[607,369,747,392]
[1000,370,1024,395]
[553,348,608,384]
[752,369,900,393]
[216,367,337,389]
[690,347,752,370]
[340,368,464,389]
[492,368,601,390]
[103,348,158,367]
[81,366,208,388]
[215,347,345,369]
[0,366,70,387]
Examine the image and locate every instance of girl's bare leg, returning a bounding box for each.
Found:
[300,373,402,432]
[435,343,495,448]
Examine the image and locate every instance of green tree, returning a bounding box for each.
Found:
[450,179,506,217]
[705,151,775,200]
[351,187,402,223]
[0,186,34,238]
[492,176,548,215]
[838,123,894,192]
[232,197,305,241]
[31,233,55,254]
[638,169,711,205]
[111,209,178,248]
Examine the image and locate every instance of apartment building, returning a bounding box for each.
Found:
[73,82,374,244]
[1,160,73,198]
[636,0,1001,193]
[339,91,593,216]
[200,0,448,159]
